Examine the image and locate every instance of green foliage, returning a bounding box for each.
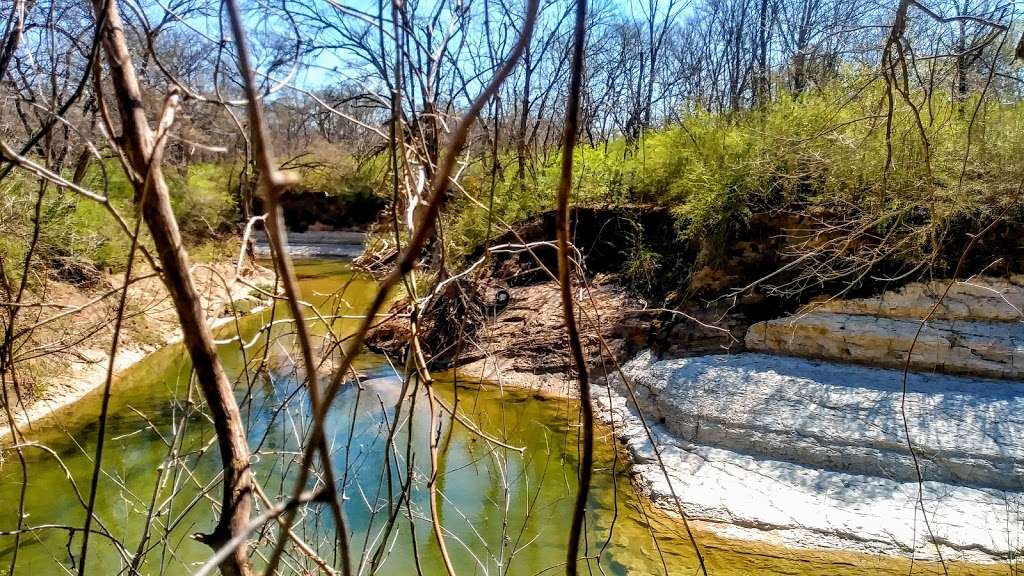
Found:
[0,144,396,289]
[445,75,1024,275]
[284,147,387,227]
[191,237,241,264]
[0,161,251,284]
[0,171,134,275]
[621,219,662,294]
[294,153,365,194]
[170,163,240,237]
[61,193,136,270]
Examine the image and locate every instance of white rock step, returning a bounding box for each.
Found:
[811,276,1024,322]
[746,311,1024,379]
[608,352,1024,490]
[595,373,1024,561]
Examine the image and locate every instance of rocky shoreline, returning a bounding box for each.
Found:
[448,274,1024,564]
[595,352,1023,563]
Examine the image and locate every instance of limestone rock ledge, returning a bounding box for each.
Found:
[811,276,1024,322]
[745,276,1024,379]
[746,312,1024,379]
[595,351,1024,561]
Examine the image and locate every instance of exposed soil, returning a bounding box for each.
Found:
[363,205,1024,394]
[363,206,769,390]
[0,260,275,441]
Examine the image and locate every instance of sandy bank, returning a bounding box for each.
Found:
[1,263,274,442]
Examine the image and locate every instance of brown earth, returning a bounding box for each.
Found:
[363,206,765,392]
[363,205,1024,395]
[1,260,275,440]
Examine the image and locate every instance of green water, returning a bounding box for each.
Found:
[0,260,993,575]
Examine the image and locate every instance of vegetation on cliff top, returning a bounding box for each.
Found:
[427,80,1024,299]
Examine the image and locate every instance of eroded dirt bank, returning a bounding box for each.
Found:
[365,205,1017,380]
[363,206,764,389]
[1,261,274,441]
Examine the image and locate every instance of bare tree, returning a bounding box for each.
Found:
[87,1,253,574]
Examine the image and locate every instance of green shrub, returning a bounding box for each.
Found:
[439,74,1024,290]
[171,163,240,237]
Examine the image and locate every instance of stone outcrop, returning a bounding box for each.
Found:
[811,276,1024,322]
[745,312,1024,379]
[746,276,1024,379]
[253,230,365,258]
[591,276,1024,561]
[597,351,1024,560]
[611,351,1024,490]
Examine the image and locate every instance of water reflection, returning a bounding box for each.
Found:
[0,260,994,575]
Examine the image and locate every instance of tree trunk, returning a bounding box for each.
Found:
[89,2,253,575]
[955,19,968,116]
[755,0,770,106]
[516,47,533,195]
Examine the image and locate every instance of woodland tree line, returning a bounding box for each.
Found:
[0,0,1016,210]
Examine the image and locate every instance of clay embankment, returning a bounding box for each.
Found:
[1,261,274,441]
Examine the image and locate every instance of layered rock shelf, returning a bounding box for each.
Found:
[746,277,1024,379]
[811,276,1024,322]
[596,352,1024,560]
[253,230,365,258]
[611,351,1024,490]
[746,312,1024,379]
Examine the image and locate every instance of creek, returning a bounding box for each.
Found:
[0,259,980,575]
